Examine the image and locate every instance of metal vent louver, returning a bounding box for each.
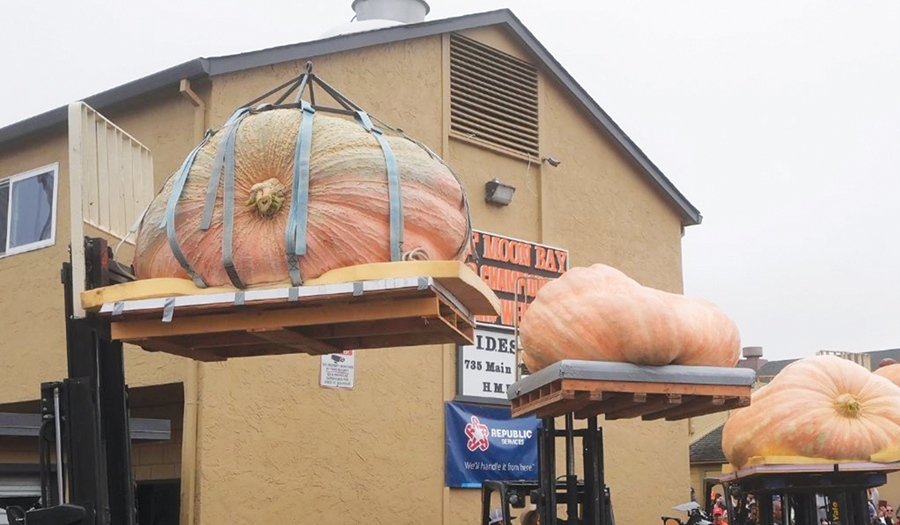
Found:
[450,34,539,158]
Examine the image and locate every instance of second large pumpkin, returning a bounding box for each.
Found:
[519,263,741,371]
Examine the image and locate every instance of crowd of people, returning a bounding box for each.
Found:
[488,483,900,525]
[706,491,759,525]
[867,488,899,525]
[701,487,899,525]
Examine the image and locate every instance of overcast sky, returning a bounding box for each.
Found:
[1,1,897,361]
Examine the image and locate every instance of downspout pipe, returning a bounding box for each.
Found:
[178,78,205,525]
[180,363,200,525]
[180,79,206,140]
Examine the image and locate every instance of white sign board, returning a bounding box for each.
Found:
[457,230,568,404]
[459,328,517,400]
[320,351,355,390]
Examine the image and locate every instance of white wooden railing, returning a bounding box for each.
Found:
[817,350,872,370]
[68,102,154,317]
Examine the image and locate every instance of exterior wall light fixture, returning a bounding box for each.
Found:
[484,178,516,206]
[542,157,561,167]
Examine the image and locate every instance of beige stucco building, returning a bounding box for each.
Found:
[0,7,704,525]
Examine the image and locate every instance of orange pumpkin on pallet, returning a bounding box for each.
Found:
[875,362,900,386]
[722,355,900,467]
[134,109,470,288]
[520,263,741,372]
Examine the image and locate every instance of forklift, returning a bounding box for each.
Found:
[479,415,614,525]
[478,358,757,525]
[5,238,138,525]
[709,462,900,525]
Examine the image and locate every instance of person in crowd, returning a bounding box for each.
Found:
[876,503,896,525]
[714,507,729,525]
[773,497,783,525]
[713,492,723,507]
[870,487,882,508]
[746,502,759,525]
[816,494,828,523]
[716,497,729,524]
[867,486,879,525]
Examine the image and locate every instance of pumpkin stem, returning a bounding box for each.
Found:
[402,247,431,261]
[835,393,862,417]
[246,178,286,219]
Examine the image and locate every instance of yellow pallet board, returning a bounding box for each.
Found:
[722,449,900,473]
[85,261,500,362]
[82,260,500,316]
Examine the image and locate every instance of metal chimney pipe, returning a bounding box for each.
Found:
[352,0,430,24]
[737,346,767,372]
[742,346,763,358]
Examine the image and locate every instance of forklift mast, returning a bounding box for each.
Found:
[481,414,613,525]
[10,238,138,525]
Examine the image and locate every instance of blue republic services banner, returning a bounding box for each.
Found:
[445,401,540,488]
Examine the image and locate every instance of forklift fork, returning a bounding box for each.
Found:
[21,238,138,525]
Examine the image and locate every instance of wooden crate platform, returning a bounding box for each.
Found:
[717,461,900,495]
[82,261,499,314]
[508,360,754,421]
[90,263,500,362]
[718,460,900,483]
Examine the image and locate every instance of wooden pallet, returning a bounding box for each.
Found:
[81,260,499,314]
[87,262,499,362]
[719,461,900,482]
[100,281,491,362]
[509,378,751,421]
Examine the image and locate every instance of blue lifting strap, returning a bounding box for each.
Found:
[200,143,227,231]
[200,108,251,231]
[159,132,211,288]
[354,110,404,261]
[284,101,316,286]
[221,111,250,289]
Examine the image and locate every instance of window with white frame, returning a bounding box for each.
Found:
[0,163,59,257]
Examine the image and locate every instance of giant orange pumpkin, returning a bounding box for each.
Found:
[519,264,741,371]
[875,364,900,387]
[722,355,900,467]
[134,109,469,287]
